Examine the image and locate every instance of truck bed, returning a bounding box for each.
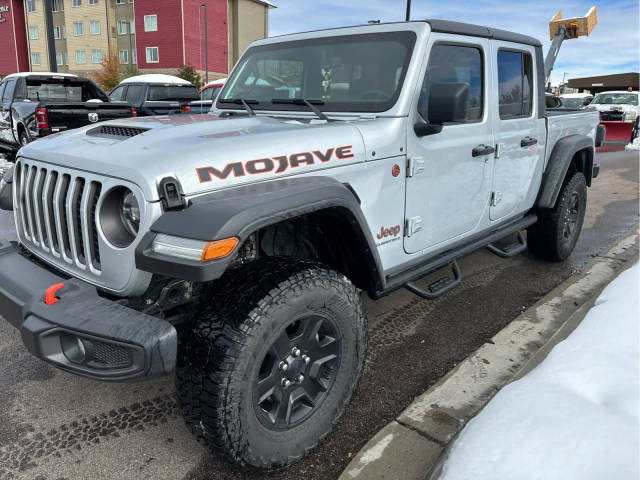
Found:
[545,108,599,167]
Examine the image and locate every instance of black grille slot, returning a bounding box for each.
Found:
[88,182,102,269]
[45,171,60,253]
[71,178,86,264]
[58,174,72,258]
[91,341,133,368]
[35,168,48,246]
[88,125,149,139]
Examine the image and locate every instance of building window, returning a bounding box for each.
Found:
[131,49,137,64]
[128,0,133,3]
[26,0,36,12]
[56,52,65,66]
[88,0,98,4]
[65,52,69,65]
[76,50,87,64]
[31,53,41,66]
[92,49,102,63]
[28,26,38,40]
[117,19,134,35]
[52,0,64,12]
[54,25,66,39]
[73,22,84,36]
[116,0,124,3]
[144,15,157,32]
[90,20,100,34]
[72,0,81,6]
[119,50,129,64]
[146,47,159,63]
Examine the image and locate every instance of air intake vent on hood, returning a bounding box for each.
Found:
[87,125,149,139]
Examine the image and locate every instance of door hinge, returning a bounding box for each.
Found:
[406,156,424,177]
[405,216,423,237]
[490,191,502,207]
[495,143,503,159]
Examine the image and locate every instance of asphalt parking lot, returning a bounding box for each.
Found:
[0,147,638,480]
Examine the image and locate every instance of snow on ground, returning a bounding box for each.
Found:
[0,154,11,176]
[439,263,639,480]
[626,137,640,151]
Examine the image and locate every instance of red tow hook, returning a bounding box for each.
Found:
[45,283,65,305]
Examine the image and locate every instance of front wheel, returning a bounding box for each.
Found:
[528,171,587,261]
[176,257,367,468]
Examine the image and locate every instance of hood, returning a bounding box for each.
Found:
[18,114,367,202]
[590,103,638,113]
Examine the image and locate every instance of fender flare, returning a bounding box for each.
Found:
[135,176,385,290]
[536,135,594,209]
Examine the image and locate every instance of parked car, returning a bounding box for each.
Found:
[0,72,134,160]
[0,19,601,470]
[589,90,639,142]
[190,78,227,114]
[109,74,200,116]
[558,93,593,109]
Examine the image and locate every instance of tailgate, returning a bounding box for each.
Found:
[45,103,134,131]
[140,101,186,116]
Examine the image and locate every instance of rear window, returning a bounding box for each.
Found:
[147,85,199,101]
[25,78,107,102]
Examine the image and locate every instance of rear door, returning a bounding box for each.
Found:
[404,35,494,254]
[489,42,544,220]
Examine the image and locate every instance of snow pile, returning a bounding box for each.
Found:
[439,263,639,480]
[625,136,640,151]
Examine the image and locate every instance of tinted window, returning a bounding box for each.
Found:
[0,83,6,102]
[25,79,106,102]
[201,86,221,101]
[219,32,416,113]
[125,85,145,104]
[109,85,126,101]
[147,85,199,101]
[418,44,484,122]
[498,50,533,118]
[2,80,16,101]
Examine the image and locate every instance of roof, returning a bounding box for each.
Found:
[559,93,592,98]
[120,74,193,85]
[250,0,276,7]
[4,72,78,79]
[203,78,227,87]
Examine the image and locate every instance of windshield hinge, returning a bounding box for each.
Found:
[158,177,186,211]
[406,156,424,177]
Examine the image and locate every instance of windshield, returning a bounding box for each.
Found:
[559,97,585,109]
[591,93,638,106]
[147,85,199,101]
[218,31,416,113]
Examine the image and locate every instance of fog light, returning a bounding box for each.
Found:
[60,333,89,364]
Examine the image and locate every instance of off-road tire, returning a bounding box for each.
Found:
[528,172,587,261]
[175,257,367,469]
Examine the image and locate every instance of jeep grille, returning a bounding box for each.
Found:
[15,160,103,272]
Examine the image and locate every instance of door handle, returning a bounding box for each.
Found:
[521,136,537,147]
[472,144,495,157]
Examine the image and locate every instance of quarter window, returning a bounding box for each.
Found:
[418,44,484,123]
[146,47,159,63]
[109,86,126,101]
[144,15,157,31]
[497,50,533,119]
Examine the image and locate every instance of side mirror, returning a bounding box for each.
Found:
[414,82,470,137]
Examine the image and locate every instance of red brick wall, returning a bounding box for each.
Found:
[134,0,228,74]
[183,0,228,74]
[0,0,28,75]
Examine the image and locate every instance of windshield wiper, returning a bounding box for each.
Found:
[218,98,258,116]
[271,98,329,122]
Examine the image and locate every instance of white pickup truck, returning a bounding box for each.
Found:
[0,19,600,469]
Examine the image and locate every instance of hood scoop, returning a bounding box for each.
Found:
[87,125,150,140]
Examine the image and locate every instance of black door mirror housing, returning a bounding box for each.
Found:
[414,82,470,137]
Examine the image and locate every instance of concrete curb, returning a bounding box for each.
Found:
[339,229,639,480]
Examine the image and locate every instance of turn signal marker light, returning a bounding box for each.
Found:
[201,237,239,262]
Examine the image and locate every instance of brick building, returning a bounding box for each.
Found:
[0,0,273,78]
[0,0,29,75]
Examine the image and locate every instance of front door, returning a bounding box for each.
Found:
[489,42,543,220]
[404,35,494,254]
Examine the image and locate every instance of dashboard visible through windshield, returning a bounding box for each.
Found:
[217,31,417,113]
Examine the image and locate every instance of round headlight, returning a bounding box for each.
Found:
[99,187,141,248]
[121,191,140,236]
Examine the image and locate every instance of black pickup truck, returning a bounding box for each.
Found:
[0,73,134,160]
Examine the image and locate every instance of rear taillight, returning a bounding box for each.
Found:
[35,107,49,129]
[180,105,191,112]
[131,107,137,117]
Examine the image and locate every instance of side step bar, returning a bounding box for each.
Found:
[486,231,527,258]
[372,214,537,300]
[405,260,461,299]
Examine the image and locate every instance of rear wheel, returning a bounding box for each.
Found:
[528,172,587,261]
[176,257,367,468]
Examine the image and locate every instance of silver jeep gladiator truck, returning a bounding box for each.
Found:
[0,20,600,469]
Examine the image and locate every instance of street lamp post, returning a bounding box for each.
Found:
[201,3,209,84]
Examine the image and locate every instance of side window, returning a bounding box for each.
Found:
[109,85,126,101]
[2,80,16,102]
[0,83,6,102]
[124,85,144,104]
[418,44,484,123]
[497,50,533,119]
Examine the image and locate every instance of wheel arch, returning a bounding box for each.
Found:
[536,135,594,209]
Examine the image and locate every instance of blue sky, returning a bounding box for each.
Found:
[267,0,639,85]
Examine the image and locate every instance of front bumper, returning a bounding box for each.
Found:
[0,239,177,381]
